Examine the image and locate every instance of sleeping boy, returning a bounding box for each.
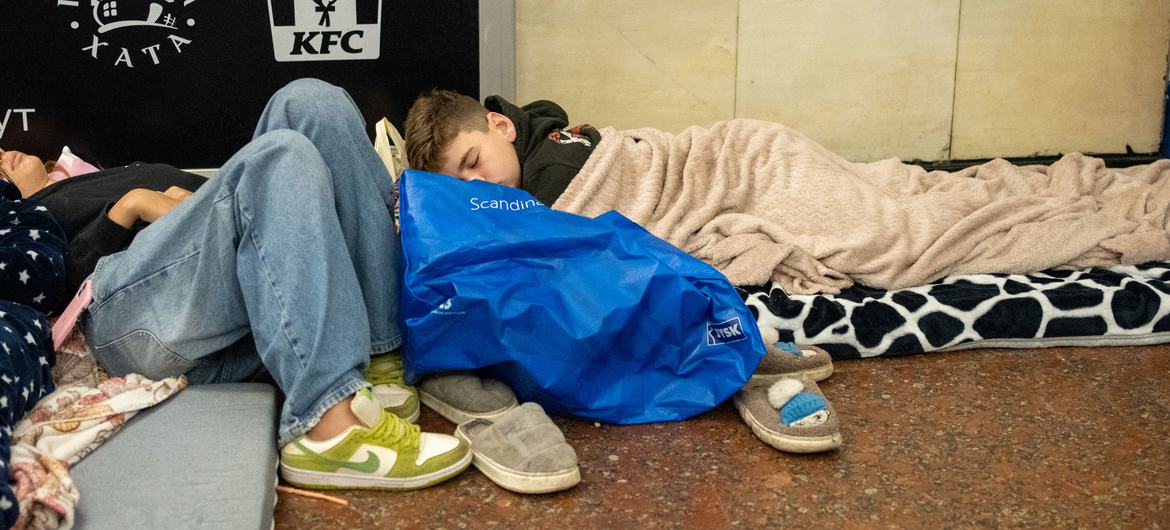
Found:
[401,89,1170,297]
[404,90,598,207]
[400,87,1170,455]
[402,91,844,454]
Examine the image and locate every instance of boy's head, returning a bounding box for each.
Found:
[405,89,521,188]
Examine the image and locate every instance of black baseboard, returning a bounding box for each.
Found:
[912,153,1165,171]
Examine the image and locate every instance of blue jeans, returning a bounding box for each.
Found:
[83,79,402,446]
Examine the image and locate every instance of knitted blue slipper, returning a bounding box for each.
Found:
[752,340,834,382]
[733,377,842,453]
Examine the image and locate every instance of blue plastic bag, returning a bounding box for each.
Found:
[398,170,766,424]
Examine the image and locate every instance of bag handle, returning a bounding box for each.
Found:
[374,117,409,186]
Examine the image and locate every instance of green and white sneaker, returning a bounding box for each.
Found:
[280,387,472,490]
[365,352,420,422]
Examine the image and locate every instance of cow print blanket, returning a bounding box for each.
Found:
[741,262,1170,358]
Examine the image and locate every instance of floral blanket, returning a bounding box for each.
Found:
[6,329,184,530]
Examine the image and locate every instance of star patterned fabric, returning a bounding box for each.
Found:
[1,179,66,528]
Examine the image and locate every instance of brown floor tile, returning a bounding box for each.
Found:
[275,345,1170,529]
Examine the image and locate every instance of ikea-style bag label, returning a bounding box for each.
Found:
[398,170,765,424]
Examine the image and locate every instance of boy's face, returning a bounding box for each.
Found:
[439,112,521,188]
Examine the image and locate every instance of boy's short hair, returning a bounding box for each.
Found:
[404,89,489,172]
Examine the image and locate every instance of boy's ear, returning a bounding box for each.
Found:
[486,112,517,142]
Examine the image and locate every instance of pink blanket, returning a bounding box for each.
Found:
[554,120,1170,293]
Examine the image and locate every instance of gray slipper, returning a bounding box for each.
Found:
[753,342,834,382]
[419,371,518,424]
[454,402,580,494]
[733,377,843,453]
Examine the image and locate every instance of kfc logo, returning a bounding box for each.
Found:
[266,0,382,62]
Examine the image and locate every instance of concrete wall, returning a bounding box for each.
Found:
[514,0,1170,162]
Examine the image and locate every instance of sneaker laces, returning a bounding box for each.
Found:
[366,354,405,386]
[369,409,421,450]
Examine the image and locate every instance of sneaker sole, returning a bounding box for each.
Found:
[279,450,472,491]
[419,389,518,425]
[453,428,580,494]
[751,362,834,383]
[732,394,843,453]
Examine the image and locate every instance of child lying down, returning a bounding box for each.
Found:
[404,91,1170,294]
[1,79,475,492]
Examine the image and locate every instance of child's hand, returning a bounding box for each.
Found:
[163,186,194,202]
[107,187,190,228]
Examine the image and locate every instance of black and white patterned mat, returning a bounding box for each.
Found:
[740,262,1170,359]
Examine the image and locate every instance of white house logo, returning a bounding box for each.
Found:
[56,0,196,68]
[266,0,382,62]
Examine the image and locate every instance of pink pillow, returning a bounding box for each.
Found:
[49,146,100,181]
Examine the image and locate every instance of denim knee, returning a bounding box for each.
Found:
[268,78,362,126]
[242,130,322,173]
[216,130,333,208]
[247,128,317,157]
[273,78,338,103]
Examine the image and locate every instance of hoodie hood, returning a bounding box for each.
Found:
[484,96,569,185]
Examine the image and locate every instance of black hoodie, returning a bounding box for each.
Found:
[30,163,206,298]
[484,96,601,206]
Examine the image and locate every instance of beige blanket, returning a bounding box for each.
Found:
[552,119,1170,294]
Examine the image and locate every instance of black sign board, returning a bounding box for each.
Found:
[1,0,479,169]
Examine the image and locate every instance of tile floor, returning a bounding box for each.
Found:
[275,344,1170,528]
